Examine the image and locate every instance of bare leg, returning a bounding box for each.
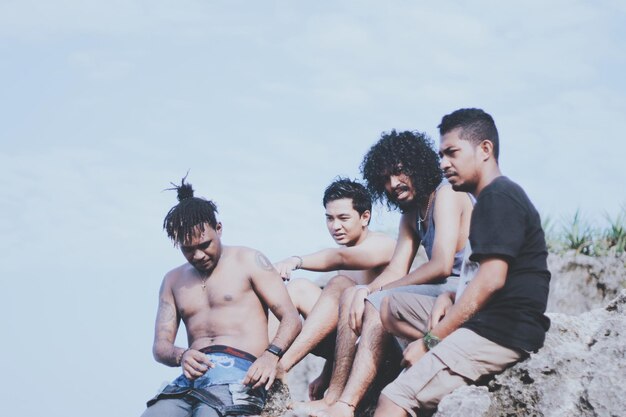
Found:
[280,275,355,372]
[315,302,390,417]
[292,285,360,412]
[380,296,425,340]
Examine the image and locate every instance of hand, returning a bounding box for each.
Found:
[242,351,279,390]
[348,287,369,334]
[181,349,214,380]
[401,339,427,368]
[274,257,300,281]
[428,293,454,331]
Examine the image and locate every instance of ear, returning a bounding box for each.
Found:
[479,140,495,161]
[215,222,223,236]
[360,210,371,227]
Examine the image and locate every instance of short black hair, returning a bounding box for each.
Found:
[163,175,218,245]
[438,108,500,161]
[323,177,372,216]
[360,130,442,211]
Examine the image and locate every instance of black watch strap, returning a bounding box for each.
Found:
[266,344,284,358]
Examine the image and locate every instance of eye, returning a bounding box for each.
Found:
[198,242,211,250]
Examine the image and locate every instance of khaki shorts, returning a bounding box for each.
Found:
[382,293,523,417]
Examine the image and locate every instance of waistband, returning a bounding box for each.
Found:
[199,345,257,363]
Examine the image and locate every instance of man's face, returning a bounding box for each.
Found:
[180,223,223,274]
[439,128,480,193]
[384,172,417,210]
[325,198,370,246]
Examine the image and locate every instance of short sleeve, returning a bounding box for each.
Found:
[469,191,526,262]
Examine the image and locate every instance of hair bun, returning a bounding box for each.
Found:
[166,172,195,202]
[177,182,194,201]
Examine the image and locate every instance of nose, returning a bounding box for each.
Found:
[331,219,342,231]
[440,156,451,171]
[192,249,205,260]
[388,175,400,188]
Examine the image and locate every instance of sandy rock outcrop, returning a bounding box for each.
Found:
[434,290,626,417]
[264,254,626,417]
[547,252,625,314]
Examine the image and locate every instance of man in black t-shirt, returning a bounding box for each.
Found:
[373,108,551,417]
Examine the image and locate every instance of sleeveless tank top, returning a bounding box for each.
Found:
[417,179,472,276]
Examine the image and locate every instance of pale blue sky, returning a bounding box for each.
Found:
[1,2,625,416]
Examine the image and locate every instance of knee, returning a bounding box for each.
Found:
[339,285,358,306]
[325,274,355,293]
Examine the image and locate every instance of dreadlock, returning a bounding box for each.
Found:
[163,174,218,245]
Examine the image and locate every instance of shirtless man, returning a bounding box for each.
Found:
[141,178,301,417]
[272,178,395,400]
[307,130,473,417]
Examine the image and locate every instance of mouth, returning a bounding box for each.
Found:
[393,186,410,199]
[333,233,347,240]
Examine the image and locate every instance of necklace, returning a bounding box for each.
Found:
[197,271,209,290]
[418,192,434,231]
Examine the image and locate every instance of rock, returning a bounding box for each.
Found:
[433,290,626,417]
[436,386,492,417]
[261,380,292,417]
[547,252,626,314]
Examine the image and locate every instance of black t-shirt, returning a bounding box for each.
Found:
[462,176,551,353]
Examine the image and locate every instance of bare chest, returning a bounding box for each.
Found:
[173,272,254,320]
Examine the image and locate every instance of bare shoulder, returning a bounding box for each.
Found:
[435,183,471,209]
[228,246,275,272]
[365,231,396,247]
[161,263,191,287]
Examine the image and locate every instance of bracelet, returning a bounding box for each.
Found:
[337,399,356,409]
[177,348,191,366]
[292,255,303,270]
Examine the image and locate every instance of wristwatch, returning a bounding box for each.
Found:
[266,344,284,358]
[423,332,441,351]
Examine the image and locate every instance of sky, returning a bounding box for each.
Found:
[1,1,625,416]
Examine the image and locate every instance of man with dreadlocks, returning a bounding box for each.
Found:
[141,177,301,417]
[307,130,474,417]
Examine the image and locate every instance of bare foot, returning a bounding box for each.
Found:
[308,361,332,400]
[290,398,334,414]
[312,401,355,417]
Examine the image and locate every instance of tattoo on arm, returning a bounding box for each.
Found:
[154,300,180,365]
[255,251,275,271]
[157,301,176,323]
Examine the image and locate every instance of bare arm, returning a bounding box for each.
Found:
[384,187,469,290]
[244,251,302,388]
[348,214,419,332]
[401,259,506,367]
[274,234,395,279]
[431,257,507,339]
[152,275,185,367]
[365,213,420,292]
